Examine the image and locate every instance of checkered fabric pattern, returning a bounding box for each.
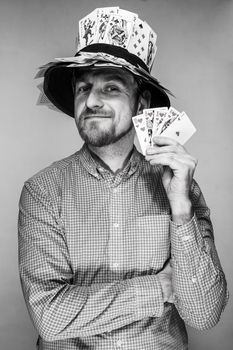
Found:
[18,144,228,350]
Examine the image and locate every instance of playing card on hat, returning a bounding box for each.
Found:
[103,10,138,49]
[147,28,157,70]
[127,18,151,64]
[96,7,119,43]
[79,8,99,48]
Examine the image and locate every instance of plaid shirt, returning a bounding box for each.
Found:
[18,144,228,350]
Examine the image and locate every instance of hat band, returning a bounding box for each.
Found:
[76,44,149,73]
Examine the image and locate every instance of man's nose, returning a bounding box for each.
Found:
[85,88,104,109]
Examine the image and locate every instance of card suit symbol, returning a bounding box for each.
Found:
[176,131,180,136]
[140,127,145,131]
[177,117,181,121]
[138,118,143,123]
[139,24,143,29]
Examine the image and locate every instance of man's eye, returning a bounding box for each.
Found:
[77,85,90,93]
[104,85,120,93]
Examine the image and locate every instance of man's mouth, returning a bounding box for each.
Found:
[84,115,111,119]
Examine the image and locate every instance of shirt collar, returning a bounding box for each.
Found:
[77,143,143,180]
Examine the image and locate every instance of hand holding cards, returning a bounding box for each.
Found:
[132,107,196,155]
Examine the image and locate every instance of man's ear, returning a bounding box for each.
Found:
[137,90,151,114]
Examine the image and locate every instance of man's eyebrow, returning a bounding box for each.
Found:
[102,74,134,85]
[75,75,125,84]
[75,72,135,86]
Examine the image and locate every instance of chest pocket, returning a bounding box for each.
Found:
[129,215,171,273]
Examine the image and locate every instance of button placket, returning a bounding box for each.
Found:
[108,183,124,270]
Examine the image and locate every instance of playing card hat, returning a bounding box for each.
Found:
[38,7,171,117]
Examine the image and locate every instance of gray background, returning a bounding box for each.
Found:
[0,0,232,349]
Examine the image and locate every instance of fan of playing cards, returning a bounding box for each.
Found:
[132,107,196,155]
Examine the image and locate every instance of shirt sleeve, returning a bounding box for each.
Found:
[18,179,164,341]
[170,179,229,330]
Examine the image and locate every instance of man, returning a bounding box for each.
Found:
[18,7,228,350]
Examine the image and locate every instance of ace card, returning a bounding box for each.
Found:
[160,111,196,145]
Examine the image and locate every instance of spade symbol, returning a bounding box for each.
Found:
[176,131,180,136]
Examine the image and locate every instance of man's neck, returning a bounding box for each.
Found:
[87,130,135,173]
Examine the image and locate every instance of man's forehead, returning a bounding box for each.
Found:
[76,67,135,84]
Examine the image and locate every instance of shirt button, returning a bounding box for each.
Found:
[191,276,197,283]
[113,223,119,228]
[181,235,191,242]
[116,339,124,348]
[113,187,119,193]
[112,262,119,269]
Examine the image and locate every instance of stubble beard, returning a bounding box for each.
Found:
[77,117,134,147]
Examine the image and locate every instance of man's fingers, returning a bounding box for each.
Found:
[145,154,184,169]
[152,136,185,148]
[145,152,197,170]
[146,145,186,155]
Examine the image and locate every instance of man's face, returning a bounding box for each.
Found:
[74,68,139,147]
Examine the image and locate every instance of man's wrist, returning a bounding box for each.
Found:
[170,198,193,225]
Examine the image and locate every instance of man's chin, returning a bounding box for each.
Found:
[78,123,134,147]
[79,129,115,147]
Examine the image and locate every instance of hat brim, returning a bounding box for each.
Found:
[44,63,171,118]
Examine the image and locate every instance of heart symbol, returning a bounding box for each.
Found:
[176,131,180,136]
[138,118,143,123]
[140,127,145,131]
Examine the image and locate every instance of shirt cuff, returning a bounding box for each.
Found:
[170,213,205,256]
[129,275,164,319]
